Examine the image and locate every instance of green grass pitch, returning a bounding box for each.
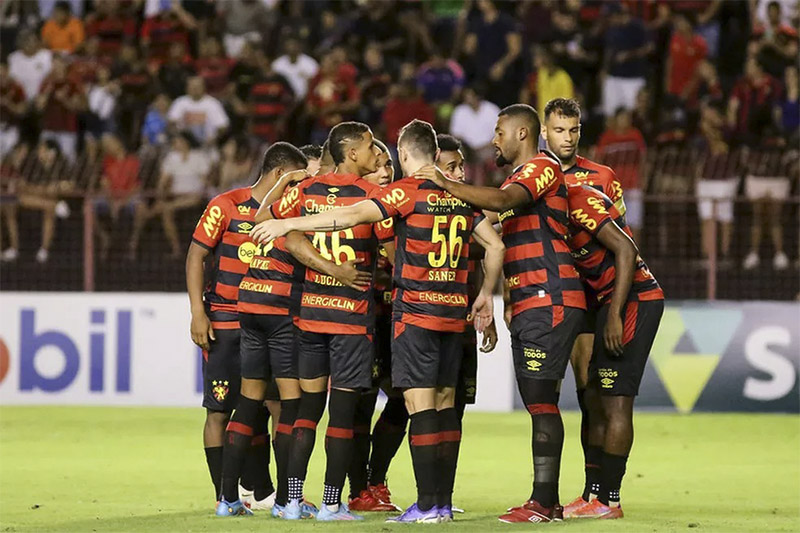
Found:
[1,407,798,532]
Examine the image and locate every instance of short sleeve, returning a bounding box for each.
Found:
[269,183,303,219]
[502,158,561,202]
[368,179,418,219]
[192,196,230,249]
[473,210,486,229]
[374,216,395,244]
[569,188,614,236]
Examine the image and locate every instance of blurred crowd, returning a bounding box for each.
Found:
[0,0,798,272]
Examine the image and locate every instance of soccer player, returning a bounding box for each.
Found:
[560,184,663,519]
[538,97,626,510]
[251,119,506,523]
[251,122,393,521]
[299,144,322,176]
[416,104,587,523]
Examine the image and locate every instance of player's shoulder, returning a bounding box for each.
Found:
[575,156,615,178]
[568,183,611,205]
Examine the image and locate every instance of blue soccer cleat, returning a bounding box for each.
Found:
[439,505,454,522]
[215,499,253,517]
[386,503,440,523]
[317,503,363,521]
[280,499,302,520]
[271,503,286,518]
[301,500,319,519]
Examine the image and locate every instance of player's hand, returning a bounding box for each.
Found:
[470,290,494,333]
[250,219,287,244]
[280,168,309,184]
[480,320,498,353]
[503,304,512,329]
[190,311,215,351]
[414,164,447,187]
[604,311,624,357]
[333,258,372,291]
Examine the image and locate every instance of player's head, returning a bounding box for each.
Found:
[436,134,465,183]
[541,98,581,164]
[494,104,539,167]
[328,121,378,176]
[318,140,335,174]
[362,139,395,187]
[299,144,323,175]
[397,119,439,176]
[258,141,308,182]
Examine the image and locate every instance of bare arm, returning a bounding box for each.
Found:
[469,217,505,333]
[595,221,638,355]
[284,231,371,290]
[253,169,308,223]
[186,242,215,350]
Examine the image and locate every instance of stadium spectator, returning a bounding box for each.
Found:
[140,1,196,66]
[37,0,83,19]
[68,37,107,86]
[449,85,501,186]
[415,47,465,107]
[246,52,294,144]
[0,61,27,157]
[167,76,229,147]
[218,0,273,59]
[596,107,647,243]
[778,65,799,139]
[141,93,171,147]
[158,42,195,100]
[727,56,783,145]
[214,135,254,193]
[84,0,137,59]
[84,66,120,155]
[601,3,652,117]
[520,45,574,119]
[750,0,799,79]
[36,55,85,162]
[113,44,156,148]
[194,37,233,99]
[0,143,31,262]
[382,80,435,149]
[40,1,85,54]
[665,13,708,103]
[272,36,319,101]
[358,43,393,128]
[8,33,53,102]
[306,50,360,144]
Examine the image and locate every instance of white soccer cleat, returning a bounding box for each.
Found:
[249,491,276,511]
[743,251,759,270]
[773,251,789,270]
[238,484,253,505]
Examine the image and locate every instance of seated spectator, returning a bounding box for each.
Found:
[214,135,254,194]
[358,43,393,128]
[382,80,435,150]
[36,55,85,162]
[167,77,229,147]
[248,52,294,144]
[84,0,137,60]
[520,45,574,119]
[449,85,501,186]
[0,61,27,158]
[141,93,171,147]
[218,0,273,59]
[8,33,53,102]
[85,66,120,155]
[601,3,652,117]
[299,144,323,176]
[272,36,319,101]
[140,1,196,66]
[306,50,360,144]
[194,37,234,99]
[40,1,85,54]
[0,143,31,262]
[158,42,196,100]
[727,56,783,145]
[665,13,708,103]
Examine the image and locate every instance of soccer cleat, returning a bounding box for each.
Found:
[498,499,562,523]
[452,504,465,513]
[349,489,402,512]
[215,499,253,517]
[563,496,592,518]
[300,500,319,519]
[280,499,303,520]
[386,503,440,523]
[439,505,454,522]
[271,503,286,518]
[316,503,363,521]
[248,490,275,511]
[369,483,401,508]
[569,499,623,519]
[238,483,253,504]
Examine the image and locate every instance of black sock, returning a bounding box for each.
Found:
[287,390,327,501]
[249,406,274,501]
[221,396,262,502]
[519,378,563,509]
[274,398,300,506]
[582,445,603,501]
[369,396,409,486]
[204,446,223,501]
[576,388,589,458]
[409,409,439,511]
[598,452,628,506]
[436,407,461,508]
[348,391,377,498]
[322,389,359,506]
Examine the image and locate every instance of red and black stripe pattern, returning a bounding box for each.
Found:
[249,73,294,143]
[370,177,483,333]
[499,151,587,324]
[270,173,390,335]
[237,235,305,317]
[564,155,626,216]
[566,184,663,305]
[191,187,261,327]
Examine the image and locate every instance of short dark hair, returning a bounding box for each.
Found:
[543,98,582,121]
[328,122,370,164]
[398,119,437,159]
[436,134,462,153]
[260,142,308,175]
[54,1,72,14]
[299,144,322,160]
[499,104,540,137]
[373,138,390,157]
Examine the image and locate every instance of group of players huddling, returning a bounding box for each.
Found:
[186,97,663,523]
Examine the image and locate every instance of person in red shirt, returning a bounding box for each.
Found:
[665,13,708,101]
[595,108,647,242]
[84,0,137,59]
[194,37,234,99]
[305,52,360,144]
[140,2,196,66]
[381,81,435,147]
[0,61,27,158]
[727,56,783,145]
[36,55,85,163]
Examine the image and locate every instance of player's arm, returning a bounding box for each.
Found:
[250,200,384,244]
[469,217,505,335]
[595,221,638,356]
[284,231,371,291]
[253,169,309,223]
[186,242,215,351]
[381,240,396,266]
[417,165,530,212]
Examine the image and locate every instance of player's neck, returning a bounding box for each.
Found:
[251,175,278,201]
[404,158,432,177]
[513,145,538,169]
[561,155,578,171]
[335,162,360,176]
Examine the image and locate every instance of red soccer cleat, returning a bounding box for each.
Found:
[498,499,563,523]
[348,489,401,512]
[563,495,592,518]
[569,498,624,519]
[368,484,402,511]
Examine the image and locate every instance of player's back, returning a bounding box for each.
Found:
[237,235,305,317]
[564,155,626,215]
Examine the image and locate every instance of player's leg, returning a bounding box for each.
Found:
[347,388,378,504]
[435,331,464,520]
[455,327,477,421]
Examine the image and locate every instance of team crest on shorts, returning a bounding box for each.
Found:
[212,380,230,402]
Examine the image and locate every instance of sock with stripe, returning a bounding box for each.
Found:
[436,407,462,508]
[368,396,409,486]
[348,391,378,498]
[221,396,262,503]
[322,389,360,508]
[204,446,223,501]
[582,445,603,501]
[408,409,439,511]
[287,390,327,501]
[274,398,300,506]
[248,405,274,501]
[598,452,628,507]
[520,378,563,509]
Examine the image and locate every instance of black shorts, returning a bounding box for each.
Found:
[202,327,241,412]
[298,330,374,390]
[456,326,478,405]
[240,313,297,381]
[391,321,462,389]
[372,314,392,386]
[511,306,585,381]
[590,299,664,396]
[578,306,598,336]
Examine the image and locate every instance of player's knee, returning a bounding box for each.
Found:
[435,387,456,410]
[403,388,436,415]
[205,410,229,431]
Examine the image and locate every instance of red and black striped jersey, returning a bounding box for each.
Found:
[370,177,484,333]
[564,156,626,216]
[567,184,663,304]
[498,151,587,324]
[191,187,261,326]
[237,235,305,317]
[269,172,392,335]
[373,234,395,317]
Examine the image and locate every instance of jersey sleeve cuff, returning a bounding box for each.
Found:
[370,198,390,220]
[191,237,214,250]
